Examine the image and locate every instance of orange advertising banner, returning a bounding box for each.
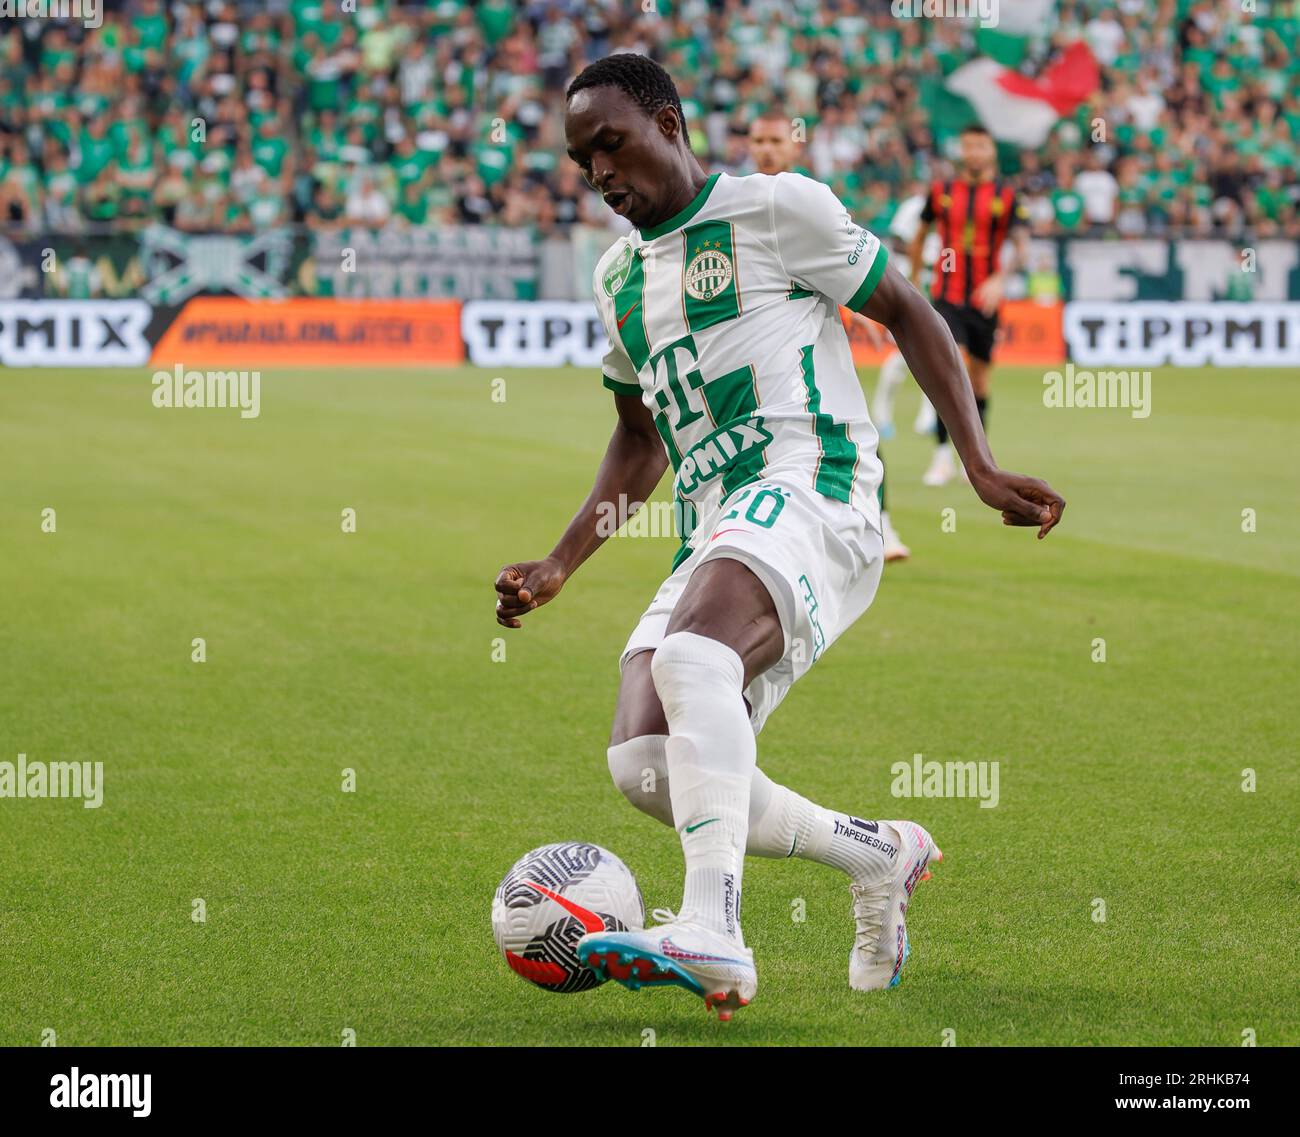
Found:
[151,298,464,367]
[843,300,1065,367]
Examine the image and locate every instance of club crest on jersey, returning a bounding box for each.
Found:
[684,242,734,302]
[602,244,634,297]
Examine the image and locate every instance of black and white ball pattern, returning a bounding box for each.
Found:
[491,842,645,993]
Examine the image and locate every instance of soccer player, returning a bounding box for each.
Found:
[495,56,1063,1019]
[910,125,1030,487]
[746,108,911,563]
[871,187,941,439]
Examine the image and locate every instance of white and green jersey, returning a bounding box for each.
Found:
[594,171,889,569]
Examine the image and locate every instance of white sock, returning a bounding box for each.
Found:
[667,764,751,942]
[873,350,908,422]
[913,392,937,433]
[650,632,755,943]
[608,735,897,883]
[751,769,898,881]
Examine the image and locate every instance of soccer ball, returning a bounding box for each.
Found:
[492,842,644,993]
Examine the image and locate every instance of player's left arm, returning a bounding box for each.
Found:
[860,261,1064,537]
[845,309,887,347]
[774,173,1063,537]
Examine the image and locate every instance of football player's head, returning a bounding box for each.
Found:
[959,124,997,178]
[565,53,694,230]
[747,109,798,176]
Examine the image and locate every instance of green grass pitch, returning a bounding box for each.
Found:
[1,363,1296,1046]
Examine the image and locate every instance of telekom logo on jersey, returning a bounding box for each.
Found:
[647,335,772,495]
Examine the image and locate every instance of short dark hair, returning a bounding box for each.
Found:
[960,124,993,139]
[566,53,688,142]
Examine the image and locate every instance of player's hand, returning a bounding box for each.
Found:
[972,275,1005,318]
[495,556,567,628]
[968,467,1065,539]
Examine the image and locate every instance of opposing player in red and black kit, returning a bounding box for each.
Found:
[910,125,1029,487]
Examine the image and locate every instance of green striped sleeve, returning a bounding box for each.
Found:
[846,245,889,313]
[602,373,642,397]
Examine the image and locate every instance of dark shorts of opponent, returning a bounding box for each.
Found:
[932,298,998,364]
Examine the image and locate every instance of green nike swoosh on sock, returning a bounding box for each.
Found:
[684,818,721,833]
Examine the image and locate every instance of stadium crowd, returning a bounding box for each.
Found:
[0,0,1296,239]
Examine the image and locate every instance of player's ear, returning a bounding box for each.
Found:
[657,105,682,144]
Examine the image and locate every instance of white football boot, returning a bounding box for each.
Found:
[848,820,942,991]
[921,447,955,487]
[881,511,911,563]
[578,909,757,1020]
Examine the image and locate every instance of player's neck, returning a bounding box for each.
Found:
[962,168,995,184]
[649,162,711,229]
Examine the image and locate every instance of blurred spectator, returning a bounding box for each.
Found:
[1075,149,1120,232]
[0,0,1293,242]
[1050,159,1087,234]
[345,173,391,228]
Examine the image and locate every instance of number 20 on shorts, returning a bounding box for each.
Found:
[720,485,788,529]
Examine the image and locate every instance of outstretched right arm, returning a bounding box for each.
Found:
[494,391,667,629]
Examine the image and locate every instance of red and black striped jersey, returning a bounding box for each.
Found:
[921,178,1027,307]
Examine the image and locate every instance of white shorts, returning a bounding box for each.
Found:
[619,478,884,733]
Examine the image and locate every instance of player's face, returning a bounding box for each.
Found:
[565,87,687,229]
[959,131,997,177]
[747,119,796,175]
